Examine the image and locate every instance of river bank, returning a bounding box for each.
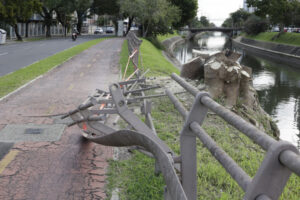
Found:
[233,36,300,67]
[106,35,300,199]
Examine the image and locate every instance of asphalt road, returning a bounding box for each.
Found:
[0,35,110,77]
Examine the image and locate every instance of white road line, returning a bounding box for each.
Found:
[0,52,8,56]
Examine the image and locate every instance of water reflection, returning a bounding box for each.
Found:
[241,55,300,147]
[173,32,300,148]
[174,32,227,64]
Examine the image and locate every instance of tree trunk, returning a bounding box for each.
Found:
[14,24,22,41]
[126,17,134,35]
[25,22,29,38]
[46,24,51,37]
[77,19,83,35]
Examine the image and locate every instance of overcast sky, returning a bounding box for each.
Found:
[198,0,244,26]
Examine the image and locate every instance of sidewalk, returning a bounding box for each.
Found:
[0,38,123,199]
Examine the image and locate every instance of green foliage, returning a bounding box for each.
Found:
[119,0,180,37]
[106,153,165,200]
[222,18,233,28]
[222,8,250,28]
[0,0,41,40]
[200,16,210,27]
[120,39,179,78]
[168,0,198,28]
[0,38,106,98]
[190,16,215,28]
[245,32,300,46]
[244,15,269,35]
[230,8,251,27]
[247,0,292,29]
[157,32,179,43]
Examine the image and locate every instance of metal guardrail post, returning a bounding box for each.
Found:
[179,92,209,200]
[243,141,299,200]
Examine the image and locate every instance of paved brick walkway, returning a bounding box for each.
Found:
[0,38,123,199]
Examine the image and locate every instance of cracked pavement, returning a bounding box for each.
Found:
[0,38,123,199]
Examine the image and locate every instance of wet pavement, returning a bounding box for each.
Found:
[0,38,123,199]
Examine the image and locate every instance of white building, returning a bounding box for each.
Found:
[243,0,255,13]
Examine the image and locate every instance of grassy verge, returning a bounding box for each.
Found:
[106,95,300,199]
[245,32,300,46]
[157,32,179,43]
[0,38,106,98]
[120,39,179,77]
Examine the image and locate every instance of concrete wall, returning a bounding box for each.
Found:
[233,37,300,68]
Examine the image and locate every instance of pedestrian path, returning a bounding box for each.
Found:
[0,38,123,199]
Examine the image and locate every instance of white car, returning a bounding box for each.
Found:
[94,28,103,34]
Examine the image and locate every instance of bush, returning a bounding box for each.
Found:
[244,15,269,35]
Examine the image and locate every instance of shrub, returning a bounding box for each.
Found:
[244,15,269,35]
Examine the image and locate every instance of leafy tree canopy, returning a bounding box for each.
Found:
[247,0,292,28]
[168,0,198,28]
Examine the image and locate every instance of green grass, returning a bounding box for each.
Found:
[106,95,300,199]
[120,39,179,78]
[245,32,300,46]
[157,32,180,43]
[0,38,106,98]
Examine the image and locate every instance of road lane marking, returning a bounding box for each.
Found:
[80,72,84,77]
[87,64,92,68]
[68,84,74,90]
[0,52,8,56]
[0,150,19,174]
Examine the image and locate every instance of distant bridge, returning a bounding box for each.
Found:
[182,27,243,39]
[182,27,243,33]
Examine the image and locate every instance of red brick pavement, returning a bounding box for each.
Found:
[0,38,123,200]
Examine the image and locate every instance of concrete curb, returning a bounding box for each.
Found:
[233,37,300,68]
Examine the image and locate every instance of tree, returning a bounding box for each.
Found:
[222,17,233,27]
[92,0,120,35]
[55,0,74,36]
[247,0,292,31]
[118,0,141,35]
[74,0,93,34]
[168,0,198,28]
[189,17,204,28]
[244,15,269,35]
[39,0,63,37]
[118,0,180,37]
[199,16,209,27]
[0,0,41,40]
[230,8,251,27]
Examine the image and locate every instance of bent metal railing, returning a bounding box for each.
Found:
[64,72,300,200]
[63,31,300,199]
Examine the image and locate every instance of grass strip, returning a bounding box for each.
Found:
[245,32,300,46]
[157,32,180,43]
[120,39,179,78]
[0,38,106,98]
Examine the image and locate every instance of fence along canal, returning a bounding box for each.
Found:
[63,32,300,199]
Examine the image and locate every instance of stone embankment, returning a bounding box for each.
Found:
[233,37,300,67]
[161,36,185,69]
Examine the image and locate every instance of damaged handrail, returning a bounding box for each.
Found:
[170,72,300,200]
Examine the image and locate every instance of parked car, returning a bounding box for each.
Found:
[272,26,280,32]
[94,27,103,34]
[106,27,115,34]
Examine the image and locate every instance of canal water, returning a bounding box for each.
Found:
[174,32,300,148]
